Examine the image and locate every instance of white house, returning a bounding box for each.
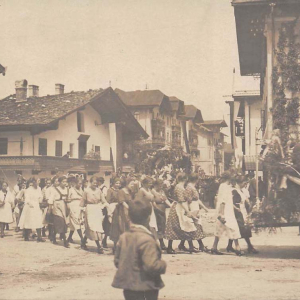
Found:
[0,80,147,187]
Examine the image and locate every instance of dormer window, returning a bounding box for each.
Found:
[0,138,8,155]
[134,112,140,121]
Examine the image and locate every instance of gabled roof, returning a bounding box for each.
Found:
[184,105,204,123]
[115,88,165,107]
[0,87,148,138]
[204,120,228,127]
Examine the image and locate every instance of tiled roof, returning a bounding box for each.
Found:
[0,87,148,138]
[115,88,166,107]
[204,120,228,127]
[0,88,104,126]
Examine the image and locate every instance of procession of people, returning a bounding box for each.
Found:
[0,166,259,257]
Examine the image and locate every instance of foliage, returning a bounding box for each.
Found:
[254,22,300,227]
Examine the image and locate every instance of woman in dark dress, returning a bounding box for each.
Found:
[227,175,258,254]
[102,178,121,248]
[110,177,136,251]
[152,179,171,250]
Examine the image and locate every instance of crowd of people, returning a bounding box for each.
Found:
[0,166,260,256]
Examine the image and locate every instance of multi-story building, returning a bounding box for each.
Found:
[203,120,228,176]
[227,89,263,171]
[232,0,300,140]
[115,89,173,149]
[0,80,147,187]
[169,96,186,149]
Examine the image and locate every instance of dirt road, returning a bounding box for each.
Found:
[1,217,300,300]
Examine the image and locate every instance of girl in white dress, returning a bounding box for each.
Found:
[67,178,85,248]
[18,178,45,242]
[0,182,14,238]
[211,172,242,255]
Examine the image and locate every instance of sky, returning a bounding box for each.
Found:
[0,0,259,133]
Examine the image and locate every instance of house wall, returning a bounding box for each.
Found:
[34,105,111,160]
[130,106,172,144]
[245,100,263,156]
[197,130,214,175]
[0,104,112,160]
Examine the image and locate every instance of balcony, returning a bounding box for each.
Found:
[172,124,181,132]
[172,139,182,148]
[152,118,165,129]
[0,156,113,172]
[152,136,166,146]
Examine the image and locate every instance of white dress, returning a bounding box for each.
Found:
[19,187,43,230]
[214,182,241,239]
[68,187,84,231]
[0,190,14,223]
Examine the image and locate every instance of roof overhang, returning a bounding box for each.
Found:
[234,5,268,76]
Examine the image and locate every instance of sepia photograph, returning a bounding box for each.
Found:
[1,0,300,299]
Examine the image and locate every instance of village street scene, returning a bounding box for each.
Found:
[1,1,300,300]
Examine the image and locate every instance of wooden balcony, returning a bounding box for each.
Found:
[172,124,181,132]
[172,139,182,148]
[0,156,113,172]
[151,118,165,129]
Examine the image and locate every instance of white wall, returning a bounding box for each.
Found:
[0,104,112,160]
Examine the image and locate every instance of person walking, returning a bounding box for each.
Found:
[0,182,14,238]
[164,173,199,254]
[227,175,259,254]
[110,177,136,251]
[67,177,86,249]
[211,172,242,255]
[50,176,69,248]
[102,178,121,248]
[112,200,167,300]
[80,176,108,254]
[18,178,45,242]
[151,179,171,250]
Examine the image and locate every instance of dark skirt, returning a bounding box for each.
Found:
[235,211,252,239]
[53,215,67,234]
[164,203,205,241]
[102,207,111,235]
[154,207,166,239]
[110,204,130,243]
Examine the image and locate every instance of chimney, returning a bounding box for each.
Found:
[55,83,64,95]
[15,79,28,102]
[28,85,39,97]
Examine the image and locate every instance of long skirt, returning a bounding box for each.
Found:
[164,203,205,241]
[0,202,13,224]
[154,207,166,239]
[53,215,67,234]
[19,205,43,230]
[84,204,104,241]
[68,200,82,231]
[235,210,252,239]
[102,207,111,235]
[110,203,130,243]
[214,220,241,240]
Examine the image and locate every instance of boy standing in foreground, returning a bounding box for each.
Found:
[112,200,167,300]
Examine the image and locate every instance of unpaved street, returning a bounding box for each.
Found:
[1,217,300,300]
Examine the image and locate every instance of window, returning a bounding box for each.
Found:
[38,138,47,156]
[55,141,63,157]
[0,138,8,155]
[77,111,85,132]
[95,146,100,153]
[69,143,74,158]
[134,112,140,121]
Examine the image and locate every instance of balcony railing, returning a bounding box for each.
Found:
[152,137,166,145]
[0,156,113,172]
[172,139,182,148]
[172,124,181,132]
[152,118,165,128]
